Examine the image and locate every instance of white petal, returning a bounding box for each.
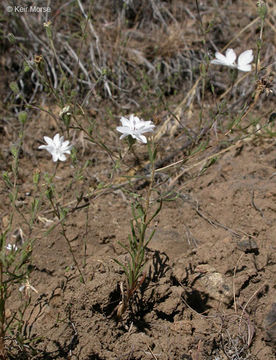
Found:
[211,59,225,65]
[129,114,137,128]
[44,145,55,153]
[212,52,227,65]
[30,285,38,293]
[120,117,130,127]
[132,115,141,124]
[237,63,252,72]
[238,50,253,65]
[61,144,72,153]
[53,134,61,146]
[52,153,59,162]
[237,50,253,71]
[38,144,48,150]
[58,154,67,161]
[63,147,72,154]
[225,48,237,64]
[43,136,53,145]
[116,126,131,134]
[135,121,150,130]
[138,124,155,132]
[129,114,135,122]
[135,134,147,143]
[119,133,129,140]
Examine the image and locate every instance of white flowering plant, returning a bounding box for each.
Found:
[211,49,254,72]
[40,157,85,283]
[2,0,274,356]
[116,114,155,144]
[113,140,162,318]
[38,133,73,162]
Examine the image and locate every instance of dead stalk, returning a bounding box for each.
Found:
[0,262,6,359]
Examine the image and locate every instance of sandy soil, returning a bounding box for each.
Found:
[1,114,275,360]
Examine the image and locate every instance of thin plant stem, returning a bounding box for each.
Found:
[0,262,6,359]
[60,225,85,284]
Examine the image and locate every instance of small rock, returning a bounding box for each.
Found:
[194,265,232,304]
[237,238,258,254]
[156,296,179,315]
[264,303,276,343]
[174,265,187,284]
[2,215,9,229]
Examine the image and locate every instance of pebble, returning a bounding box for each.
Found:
[264,302,276,343]
[237,238,258,253]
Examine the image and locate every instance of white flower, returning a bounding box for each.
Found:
[116,114,155,144]
[38,133,72,162]
[19,279,38,295]
[237,49,254,72]
[211,48,237,68]
[59,105,71,118]
[211,49,253,72]
[6,243,18,251]
[43,21,52,28]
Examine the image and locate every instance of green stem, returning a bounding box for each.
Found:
[61,225,85,284]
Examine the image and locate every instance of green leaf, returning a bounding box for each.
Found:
[145,229,156,247]
[23,62,31,73]
[9,81,20,94]
[2,172,13,188]
[7,33,16,44]
[18,111,28,125]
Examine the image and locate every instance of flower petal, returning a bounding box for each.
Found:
[119,133,129,140]
[38,144,48,150]
[237,63,252,72]
[58,153,67,161]
[116,126,131,134]
[135,134,147,143]
[52,153,59,162]
[43,136,53,145]
[63,149,72,155]
[53,134,62,147]
[211,52,227,65]
[62,140,70,147]
[225,48,237,64]
[237,50,253,72]
[120,117,130,127]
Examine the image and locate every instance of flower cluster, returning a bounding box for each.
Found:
[116,114,155,144]
[211,49,253,72]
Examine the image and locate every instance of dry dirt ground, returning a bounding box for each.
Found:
[0,0,276,359]
[0,114,275,359]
